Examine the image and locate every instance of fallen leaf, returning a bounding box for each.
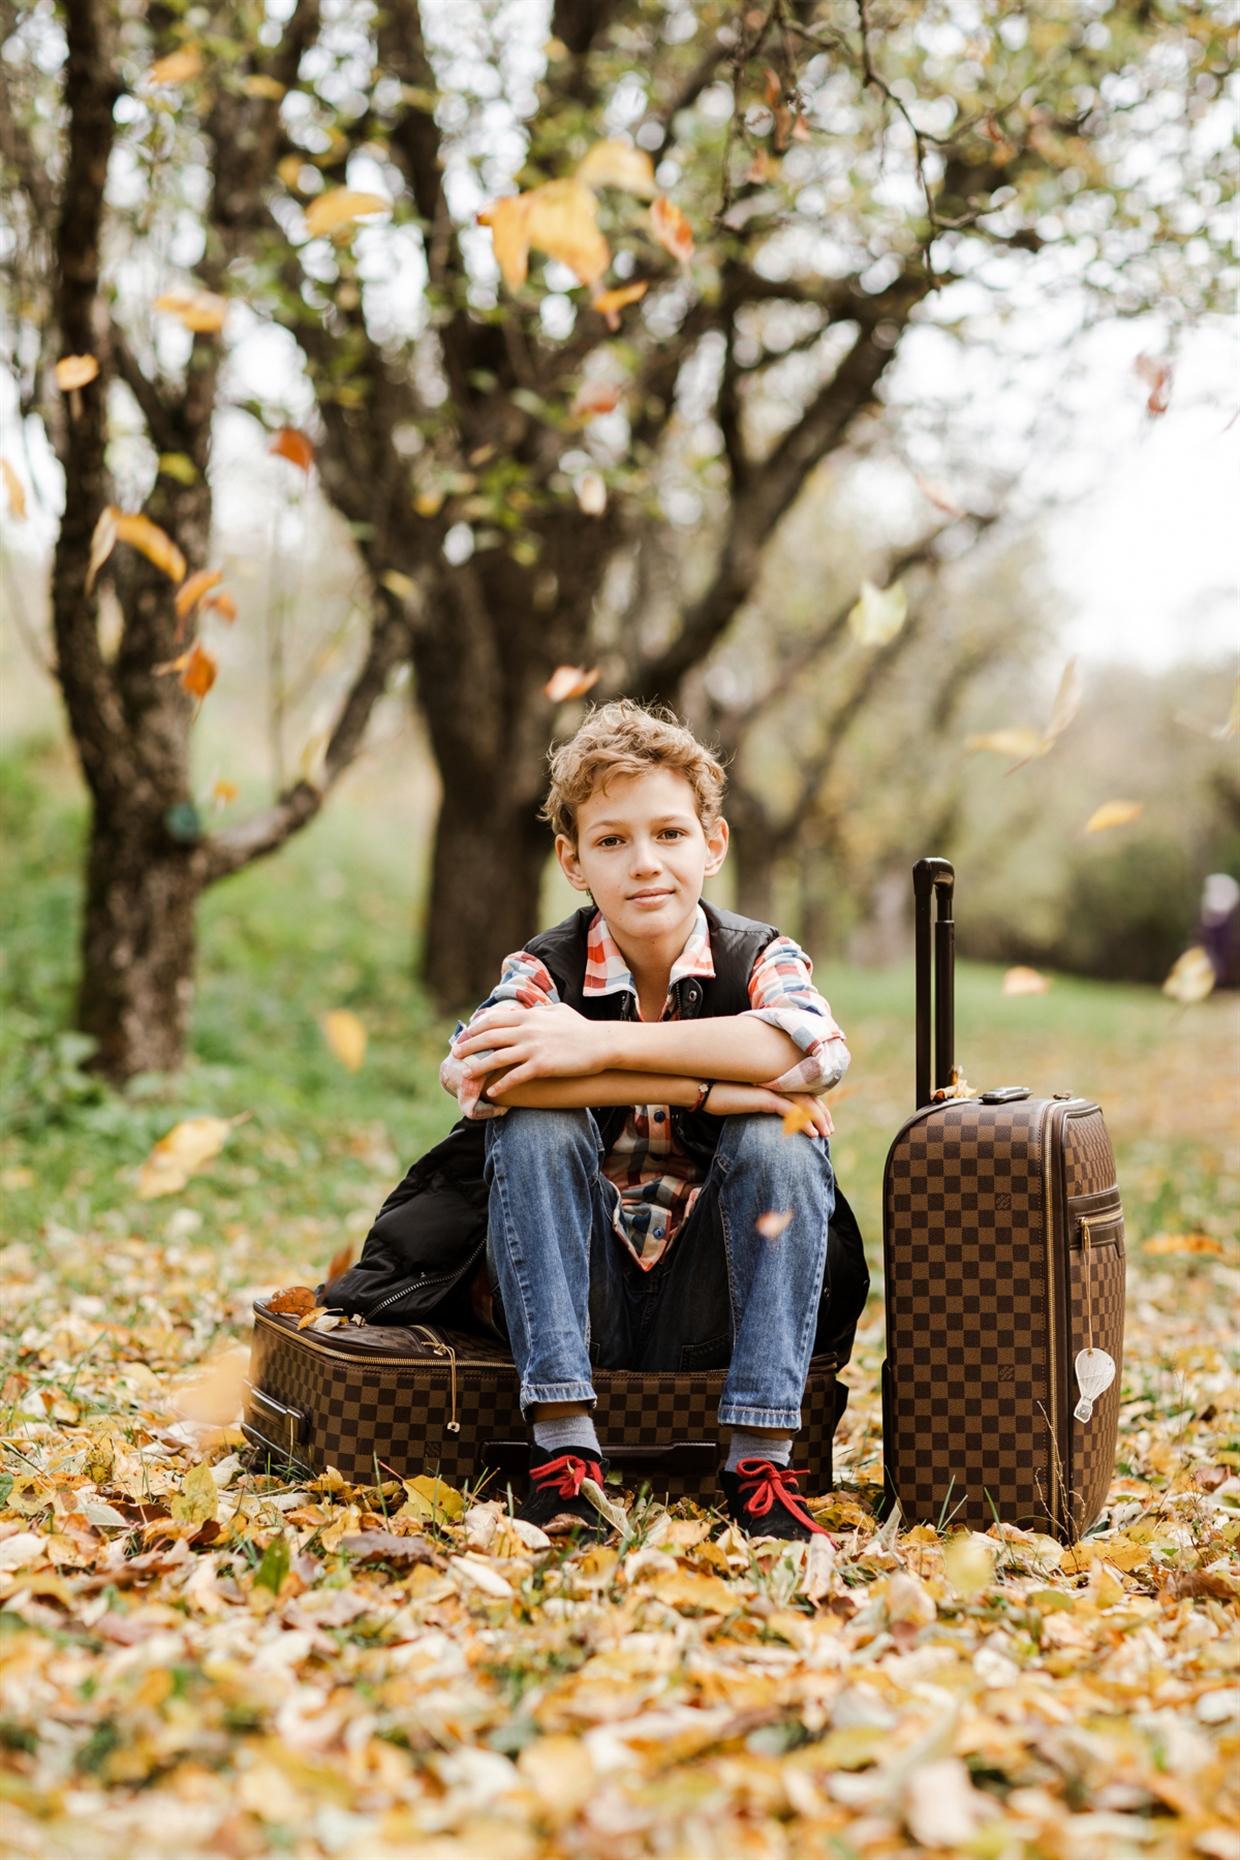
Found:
[650,194,694,266]
[295,1307,331,1330]
[170,1461,219,1525]
[573,381,622,419]
[86,506,119,591]
[1135,351,1172,415]
[756,1210,793,1239]
[341,1531,438,1568]
[782,1101,816,1137]
[178,641,218,699]
[55,353,99,390]
[270,428,315,473]
[399,1475,465,1523]
[382,570,417,600]
[903,1757,991,1848]
[148,46,203,86]
[1143,1232,1226,1257]
[544,665,601,703]
[137,1115,234,1198]
[115,512,187,583]
[1002,966,1050,996]
[153,288,228,333]
[304,188,390,238]
[591,281,649,330]
[175,567,224,621]
[575,471,607,516]
[323,1009,367,1072]
[1,458,27,520]
[1085,799,1144,834]
[577,138,657,197]
[172,1347,250,1426]
[644,1569,739,1614]
[1162,946,1215,1006]
[916,475,964,518]
[449,1553,515,1600]
[847,577,908,647]
[268,1286,319,1316]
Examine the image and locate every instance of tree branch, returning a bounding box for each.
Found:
[109,322,182,456]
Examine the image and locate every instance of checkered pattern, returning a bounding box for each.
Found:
[1063,1109,1117,1198]
[1067,1203,1125,1536]
[246,1306,840,1500]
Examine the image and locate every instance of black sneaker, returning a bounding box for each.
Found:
[720,1458,829,1541]
[517,1445,611,1536]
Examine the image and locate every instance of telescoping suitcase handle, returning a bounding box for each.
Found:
[913,857,955,1110]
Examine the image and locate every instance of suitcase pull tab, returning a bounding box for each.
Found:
[413,1327,461,1433]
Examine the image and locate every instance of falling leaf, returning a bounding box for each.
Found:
[175,568,224,621]
[1143,1233,1226,1257]
[148,46,203,86]
[1085,799,1143,834]
[527,179,610,287]
[178,641,218,699]
[381,569,416,601]
[971,659,1082,771]
[650,195,694,266]
[1162,947,1215,1005]
[277,153,306,189]
[573,381,622,419]
[1039,657,1083,749]
[965,726,1041,759]
[158,451,198,485]
[242,73,286,100]
[153,288,228,333]
[169,1461,220,1524]
[943,1532,997,1598]
[1,458,27,520]
[544,665,601,703]
[414,488,445,517]
[592,280,648,330]
[915,475,964,518]
[304,188,390,238]
[848,577,908,646]
[202,588,237,622]
[577,138,658,197]
[326,1241,357,1284]
[1135,351,1172,416]
[756,1209,793,1239]
[171,1346,249,1426]
[1002,966,1050,996]
[268,1286,319,1317]
[575,472,607,516]
[323,1009,367,1072]
[114,512,187,583]
[85,506,119,591]
[137,1115,234,1199]
[478,196,532,291]
[212,778,239,808]
[782,1100,816,1137]
[55,354,99,390]
[269,427,315,472]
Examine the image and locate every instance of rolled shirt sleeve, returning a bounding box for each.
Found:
[439,952,561,1118]
[743,935,850,1095]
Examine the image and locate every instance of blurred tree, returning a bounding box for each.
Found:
[1,0,1232,1071]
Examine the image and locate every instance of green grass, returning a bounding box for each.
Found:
[2,737,1236,1308]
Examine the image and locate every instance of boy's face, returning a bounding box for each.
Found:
[556,767,728,953]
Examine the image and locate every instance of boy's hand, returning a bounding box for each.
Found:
[704,1083,834,1137]
[454,1003,614,1086]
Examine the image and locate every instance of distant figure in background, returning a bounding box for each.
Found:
[1199,873,1240,988]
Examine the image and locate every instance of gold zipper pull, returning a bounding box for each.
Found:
[1080,1218,1091,1253]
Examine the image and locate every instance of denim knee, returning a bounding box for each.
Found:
[721,1113,833,1183]
[486,1105,598,1166]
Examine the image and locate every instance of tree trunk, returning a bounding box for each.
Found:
[77,804,201,1078]
[423,783,550,1012]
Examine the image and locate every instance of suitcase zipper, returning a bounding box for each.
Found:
[409,1325,460,1433]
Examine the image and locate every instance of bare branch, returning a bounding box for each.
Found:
[109,322,181,456]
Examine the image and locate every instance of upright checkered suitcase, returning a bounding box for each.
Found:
[881,858,1125,1541]
[244,1306,847,1503]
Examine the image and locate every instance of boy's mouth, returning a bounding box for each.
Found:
[627,887,676,904]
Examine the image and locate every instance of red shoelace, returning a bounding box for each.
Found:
[533,1453,603,1500]
[734,1458,828,1535]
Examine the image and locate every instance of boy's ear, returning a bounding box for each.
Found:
[703,815,729,878]
[555,832,591,892]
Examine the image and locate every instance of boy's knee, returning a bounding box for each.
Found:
[723,1113,833,1186]
[489,1105,596,1158]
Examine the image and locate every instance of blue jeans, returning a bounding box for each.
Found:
[483,1108,835,1431]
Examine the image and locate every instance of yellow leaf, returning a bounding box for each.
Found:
[575,471,607,516]
[1039,657,1083,752]
[782,1100,816,1138]
[591,281,648,331]
[525,177,610,287]
[943,1532,997,1598]
[650,195,694,266]
[756,1209,793,1239]
[295,1306,331,1330]
[1143,1232,1226,1257]
[414,488,445,517]
[172,1346,250,1426]
[212,778,239,808]
[478,195,532,290]
[965,726,1042,759]
[518,1736,596,1818]
[277,154,305,190]
[1162,946,1215,1006]
[1085,799,1143,834]
[544,665,600,703]
[577,138,657,197]
[242,73,286,100]
[381,570,416,600]
[971,659,1083,772]
[399,1474,465,1522]
[1,458,27,520]
[303,188,390,239]
[323,1008,367,1072]
[148,47,203,86]
[158,451,198,485]
[153,289,228,333]
[137,1114,234,1199]
[178,640,217,698]
[86,506,119,591]
[55,353,99,390]
[114,512,187,583]
[1002,965,1049,996]
[175,567,224,621]
[643,1569,739,1615]
[170,1461,219,1525]
[270,427,315,472]
[848,577,908,646]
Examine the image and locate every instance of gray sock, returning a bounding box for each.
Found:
[726,1429,792,1473]
[533,1412,601,1458]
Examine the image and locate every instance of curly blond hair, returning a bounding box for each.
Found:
[542,700,727,843]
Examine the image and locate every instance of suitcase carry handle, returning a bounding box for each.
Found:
[913,857,955,1109]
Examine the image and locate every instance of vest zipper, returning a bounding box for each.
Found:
[367,1239,486,1319]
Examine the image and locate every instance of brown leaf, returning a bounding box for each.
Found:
[270,427,315,472]
[202,588,238,622]
[756,1209,793,1239]
[577,139,657,198]
[1135,351,1173,416]
[592,281,648,330]
[148,46,203,86]
[55,353,99,391]
[1085,799,1143,834]
[650,195,694,266]
[304,188,389,239]
[544,665,601,703]
[179,640,218,699]
[1,458,27,521]
[268,1286,319,1316]
[323,1008,367,1072]
[326,1241,356,1284]
[175,567,224,621]
[114,512,187,583]
[340,1530,440,1567]
[153,289,228,333]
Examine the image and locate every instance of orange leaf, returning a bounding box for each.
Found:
[86,506,119,591]
[573,381,621,419]
[326,1241,357,1284]
[268,1286,319,1317]
[153,288,228,333]
[651,196,694,267]
[303,188,389,239]
[478,195,532,290]
[576,138,657,198]
[591,281,648,330]
[525,178,610,288]
[544,665,601,703]
[782,1101,816,1137]
[179,641,218,698]
[1135,352,1172,416]
[171,1347,249,1427]
[323,1009,367,1072]
[756,1209,793,1239]
[270,427,315,472]
[55,354,99,391]
[148,46,203,86]
[115,512,187,583]
[202,588,237,622]
[764,67,782,106]
[1,459,27,521]
[1143,1232,1225,1257]
[175,567,224,620]
[212,778,239,807]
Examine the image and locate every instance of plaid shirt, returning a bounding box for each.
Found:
[441,906,849,1270]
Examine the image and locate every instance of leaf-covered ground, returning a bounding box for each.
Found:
[2,755,1237,1857]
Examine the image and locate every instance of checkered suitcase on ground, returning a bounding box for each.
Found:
[882,859,1125,1541]
[244,1304,845,1502]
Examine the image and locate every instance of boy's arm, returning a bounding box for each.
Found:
[485,1069,834,1136]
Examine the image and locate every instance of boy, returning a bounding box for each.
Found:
[441,702,864,1539]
